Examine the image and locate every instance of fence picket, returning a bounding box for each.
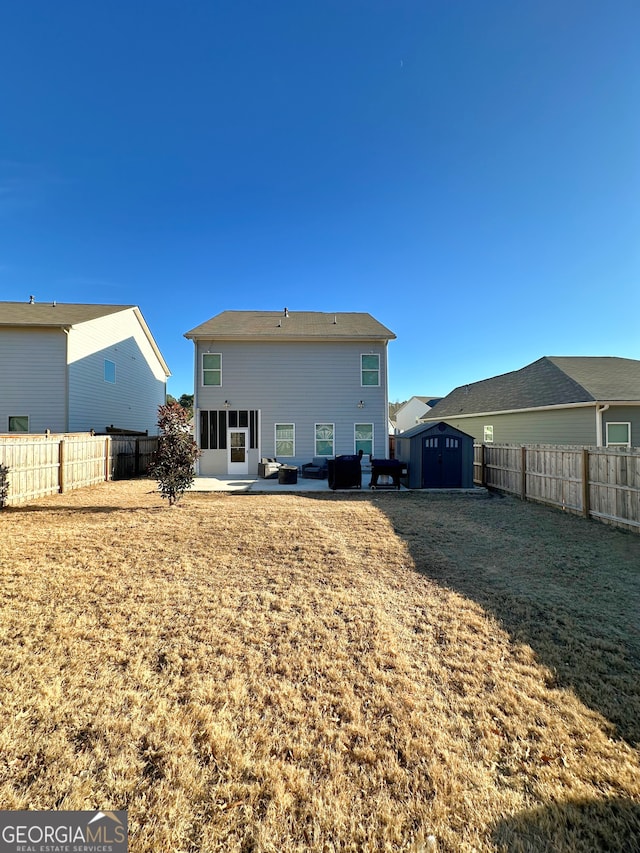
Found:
[0,433,158,506]
[474,443,640,533]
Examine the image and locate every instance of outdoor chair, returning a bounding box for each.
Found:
[258,458,282,479]
[301,456,329,479]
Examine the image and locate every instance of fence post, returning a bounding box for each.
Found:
[520,446,527,500]
[105,436,111,482]
[480,443,486,485]
[59,439,66,493]
[135,438,141,475]
[582,448,590,518]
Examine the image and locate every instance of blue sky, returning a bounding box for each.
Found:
[1,1,638,401]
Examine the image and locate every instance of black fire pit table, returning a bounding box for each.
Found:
[278,465,298,485]
[369,458,407,490]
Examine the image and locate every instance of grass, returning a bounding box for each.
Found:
[0,481,639,852]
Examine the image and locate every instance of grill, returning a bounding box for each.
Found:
[369,458,407,490]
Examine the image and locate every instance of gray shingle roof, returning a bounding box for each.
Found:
[429,356,640,417]
[184,310,396,340]
[0,301,133,327]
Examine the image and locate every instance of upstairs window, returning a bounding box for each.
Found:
[361,354,380,386]
[8,415,29,432]
[606,422,630,447]
[275,423,295,457]
[202,353,222,386]
[104,359,116,384]
[483,425,494,443]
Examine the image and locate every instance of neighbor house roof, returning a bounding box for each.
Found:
[0,301,133,327]
[426,356,640,418]
[184,310,396,341]
[0,301,170,376]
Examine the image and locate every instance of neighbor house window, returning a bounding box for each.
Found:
[8,416,28,432]
[483,425,494,443]
[315,423,334,457]
[275,423,295,457]
[355,423,373,457]
[104,359,116,383]
[361,354,380,386]
[606,422,631,447]
[202,353,222,386]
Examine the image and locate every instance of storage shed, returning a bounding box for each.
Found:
[395,421,474,489]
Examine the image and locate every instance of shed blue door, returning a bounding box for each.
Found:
[422,435,462,488]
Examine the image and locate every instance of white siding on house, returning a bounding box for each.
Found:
[0,329,67,432]
[67,309,167,434]
[195,339,390,475]
[396,397,432,432]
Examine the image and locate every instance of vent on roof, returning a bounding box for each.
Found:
[284,307,289,318]
[29,295,35,304]
[333,315,337,324]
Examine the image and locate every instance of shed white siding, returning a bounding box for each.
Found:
[67,309,167,434]
[0,328,67,432]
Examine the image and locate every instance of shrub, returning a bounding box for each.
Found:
[0,464,9,509]
[149,403,200,506]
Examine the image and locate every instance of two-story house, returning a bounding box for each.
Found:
[0,300,170,434]
[184,309,396,476]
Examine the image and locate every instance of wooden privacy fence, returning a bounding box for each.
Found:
[474,443,640,533]
[0,433,159,506]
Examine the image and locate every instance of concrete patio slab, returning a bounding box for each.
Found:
[187,474,411,493]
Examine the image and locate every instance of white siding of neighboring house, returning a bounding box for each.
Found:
[67,309,167,434]
[195,339,390,475]
[0,328,68,432]
[396,397,432,432]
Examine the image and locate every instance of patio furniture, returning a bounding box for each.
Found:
[369,458,407,490]
[278,465,298,485]
[301,456,329,479]
[258,457,281,479]
[328,454,362,490]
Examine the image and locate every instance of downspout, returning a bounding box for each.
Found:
[384,340,390,458]
[595,403,610,447]
[193,340,200,475]
[63,327,70,432]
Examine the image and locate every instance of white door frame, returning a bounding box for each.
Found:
[227,427,249,475]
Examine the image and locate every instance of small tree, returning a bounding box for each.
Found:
[149,403,200,506]
[0,464,9,509]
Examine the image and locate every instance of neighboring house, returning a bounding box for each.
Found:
[395,395,442,433]
[184,309,396,476]
[420,356,640,447]
[0,300,170,434]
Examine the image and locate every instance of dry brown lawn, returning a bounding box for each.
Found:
[0,481,639,852]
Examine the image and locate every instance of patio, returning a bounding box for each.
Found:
[188,475,388,493]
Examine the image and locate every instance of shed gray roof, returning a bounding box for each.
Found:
[184,310,396,340]
[399,421,474,440]
[0,301,133,327]
[429,356,640,418]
